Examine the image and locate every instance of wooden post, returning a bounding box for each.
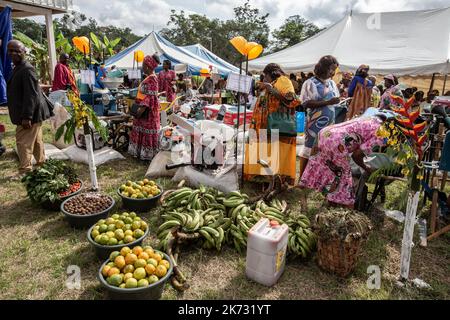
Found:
[400,191,420,281]
[84,123,99,191]
[430,124,446,233]
[45,12,57,82]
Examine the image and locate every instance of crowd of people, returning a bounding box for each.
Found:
[3,39,448,210]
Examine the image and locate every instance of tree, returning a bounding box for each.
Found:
[271,15,322,53]
[12,18,46,43]
[161,1,271,65]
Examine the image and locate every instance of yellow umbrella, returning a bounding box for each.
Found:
[134,50,144,63]
[229,36,248,56]
[72,36,90,54]
[247,43,263,60]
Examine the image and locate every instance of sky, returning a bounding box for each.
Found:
[70,0,450,35]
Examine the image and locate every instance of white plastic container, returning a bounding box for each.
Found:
[246,218,289,287]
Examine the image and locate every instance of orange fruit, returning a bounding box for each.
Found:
[155,265,167,278]
[133,267,146,280]
[152,252,163,262]
[145,264,156,275]
[108,267,120,277]
[125,278,138,288]
[125,253,138,265]
[138,252,150,261]
[159,260,170,270]
[147,258,158,268]
[102,265,111,277]
[123,273,134,282]
[120,247,131,257]
[134,259,147,269]
[148,275,159,284]
[123,264,135,274]
[132,246,143,256]
[114,256,126,269]
[144,248,154,256]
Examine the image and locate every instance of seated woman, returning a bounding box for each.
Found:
[299,110,392,208]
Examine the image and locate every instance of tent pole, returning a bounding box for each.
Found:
[241,57,249,186]
[235,59,243,167]
[443,74,448,94]
[429,73,437,94]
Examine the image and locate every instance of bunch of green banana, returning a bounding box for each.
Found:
[157,206,231,252]
[270,199,288,214]
[226,201,259,253]
[254,200,289,224]
[223,191,249,208]
[163,185,225,212]
[286,216,317,258]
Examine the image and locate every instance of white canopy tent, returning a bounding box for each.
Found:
[249,8,450,76]
[106,32,236,76]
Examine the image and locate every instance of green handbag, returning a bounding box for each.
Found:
[267,106,297,137]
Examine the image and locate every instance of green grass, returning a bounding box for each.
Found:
[0,114,449,300]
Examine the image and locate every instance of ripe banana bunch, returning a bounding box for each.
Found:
[286,216,317,258]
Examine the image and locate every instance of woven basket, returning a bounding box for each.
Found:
[317,235,364,278]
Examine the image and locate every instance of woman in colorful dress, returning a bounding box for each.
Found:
[158,60,177,103]
[380,74,403,110]
[300,112,388,208]
[128,54,161,161]
[346,65,374,120]
[244,63,300,186]
[299,55,340,179]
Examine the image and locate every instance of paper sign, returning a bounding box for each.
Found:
[128,69,142,80]
[226,72,252,94]
[80,70,96,85]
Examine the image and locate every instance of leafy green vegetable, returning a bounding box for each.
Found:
[21,159,79,204]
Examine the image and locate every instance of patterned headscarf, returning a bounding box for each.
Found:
[356,64,370,77]
[342,72,353,81]
[143,55,160,70]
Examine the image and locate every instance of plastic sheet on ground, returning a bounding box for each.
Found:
[48,102,73,150]
[145,151,181,178]
[172,165,239,194]
[63,145,125,166]
[15,143,69,164]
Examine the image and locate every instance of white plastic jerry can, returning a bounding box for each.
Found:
[246,218,289,287]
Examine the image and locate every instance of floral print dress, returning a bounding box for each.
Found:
[300,117,384,206]
[128,75,161,161]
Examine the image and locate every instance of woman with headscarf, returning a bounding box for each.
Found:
[379,74,404,110]
[346,65,373,120]
[299,55,340,180]
[244,63,300,186]
[128,54,161,161]
[158,60,176,102]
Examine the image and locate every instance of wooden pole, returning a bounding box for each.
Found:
[442,74,448,94]
[400,191,420,281]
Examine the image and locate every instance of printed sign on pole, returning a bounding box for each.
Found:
[226,72,252,94]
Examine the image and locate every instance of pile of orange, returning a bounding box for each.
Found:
[101,246,170,288]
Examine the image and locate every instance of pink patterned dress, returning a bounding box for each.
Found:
[300,117,384,206]
[158,69,176,102]
[128,74,160,161]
